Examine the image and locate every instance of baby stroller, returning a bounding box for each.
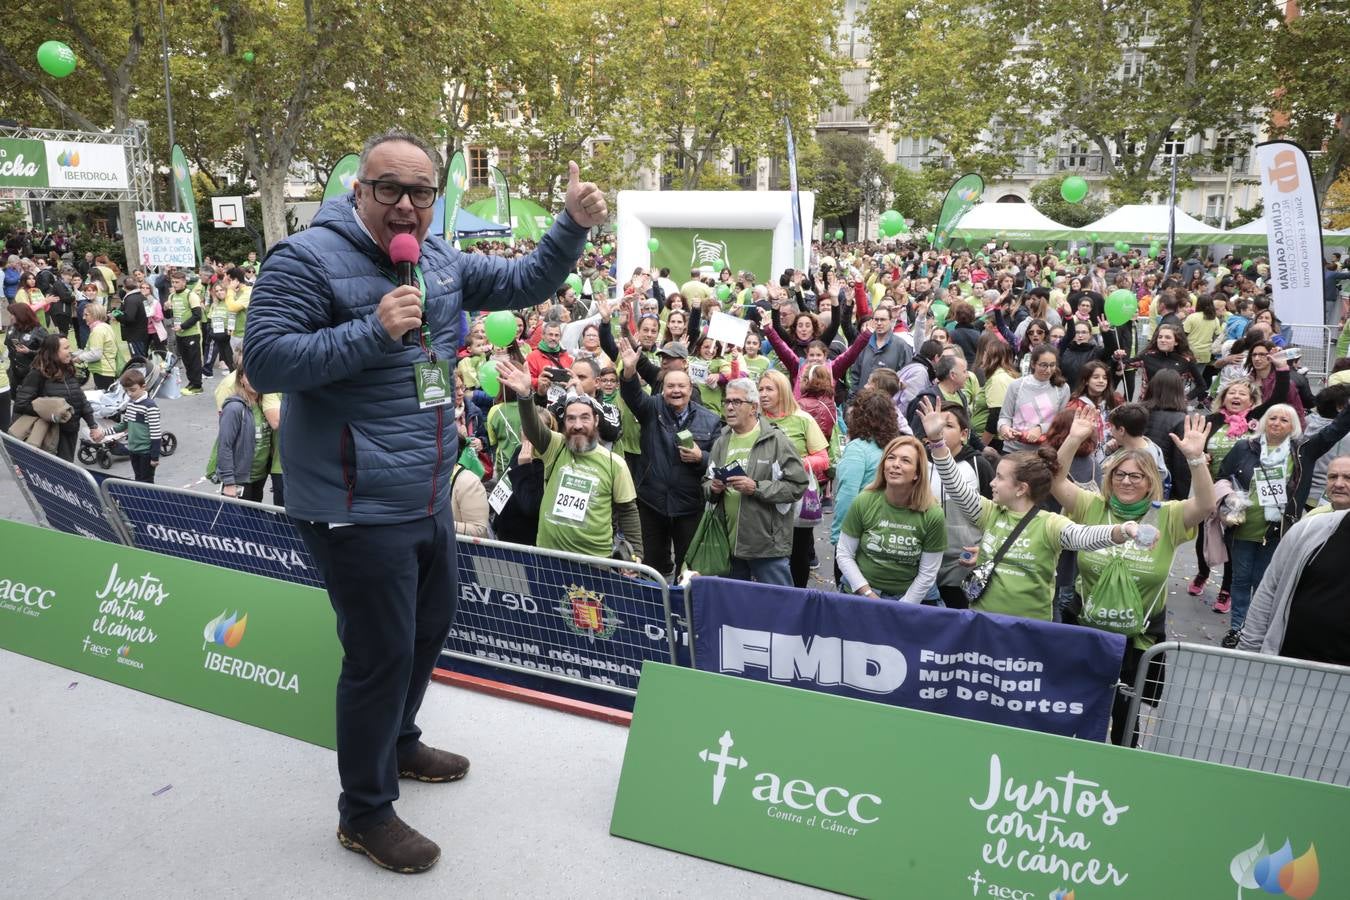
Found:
[77,353,180,469]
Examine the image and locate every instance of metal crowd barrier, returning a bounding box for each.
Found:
[1126,641,1350,786]
[1286,322,1339,389]
[0,433,130,544]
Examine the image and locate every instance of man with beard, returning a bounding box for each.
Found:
[498,358,643,561]
[538,356,622,447]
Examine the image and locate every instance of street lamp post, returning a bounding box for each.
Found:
[158,0,178,212]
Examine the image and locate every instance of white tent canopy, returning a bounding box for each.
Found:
[947,202,1080,244]
[1079,204,1229,244]
[1225,216,1350,247]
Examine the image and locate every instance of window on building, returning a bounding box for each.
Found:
[1205,194,1227,223]
[1162,132,1187,158]
[895,136,937,171]
[468,146,489,187]
[495,148,514,176]
[1119,52,1146,88]
[660,145,687,191]
[733,150,755,190]
[1211,136,1248,172]
[1060,141,1092,169]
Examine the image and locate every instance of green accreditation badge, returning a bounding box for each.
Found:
[414,360,453,408]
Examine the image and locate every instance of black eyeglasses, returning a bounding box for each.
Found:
[364,179,438,209]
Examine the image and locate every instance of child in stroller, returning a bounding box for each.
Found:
[78,354,179,469]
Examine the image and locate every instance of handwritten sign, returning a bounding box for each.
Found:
[135,211,197,268]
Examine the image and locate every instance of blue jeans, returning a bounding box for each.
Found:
[729,556,793,586]
[1229,538,1278,631]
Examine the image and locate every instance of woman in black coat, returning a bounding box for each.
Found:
[12,334,103,462]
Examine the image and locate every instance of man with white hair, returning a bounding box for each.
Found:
[703,377,807,584]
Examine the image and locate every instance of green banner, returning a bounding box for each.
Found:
[170,144,201,265]
[444,150,468,242]
[0,519,339,747]
[649,227,774,284]
[935,172,985,251]
[0,137,49,188]
[490,164,511,242]
[466,195,552,242]
[323,153,360,202]
[613,664,1343,898]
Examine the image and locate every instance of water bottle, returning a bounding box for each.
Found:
[1133,501,1161,548]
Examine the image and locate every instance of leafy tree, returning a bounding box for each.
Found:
[865,0,1278,203]
[886,165,946,232]
[807,132,889,222]
[1271,0,1350,203]
[1029,175,1110,228]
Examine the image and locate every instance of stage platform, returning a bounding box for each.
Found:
[2,650,828,898]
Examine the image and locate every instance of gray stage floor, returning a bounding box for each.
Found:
[1,650,827,899]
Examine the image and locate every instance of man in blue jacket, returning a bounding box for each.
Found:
[246,130,603,874]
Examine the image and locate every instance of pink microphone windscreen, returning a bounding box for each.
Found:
[389,233,421,265]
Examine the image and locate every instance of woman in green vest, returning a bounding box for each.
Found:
[73,303,119,389]
[919,397,1138,622]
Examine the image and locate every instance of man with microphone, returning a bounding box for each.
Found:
[246,130,604,874]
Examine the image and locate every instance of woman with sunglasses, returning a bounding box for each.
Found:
[1052,407,1215,743]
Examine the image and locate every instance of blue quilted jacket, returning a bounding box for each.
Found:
[246,196,587,524]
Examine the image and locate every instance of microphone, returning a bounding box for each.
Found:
[389,233,422,347]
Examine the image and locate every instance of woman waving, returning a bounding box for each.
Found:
[920,398,1132,622]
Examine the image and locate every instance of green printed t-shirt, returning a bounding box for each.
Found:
[722,426,760,550]
[1206,426,1242,479]
[536,432,636,559]
[841,491,946,596]
[1071,492,1195,649]
[690,356,724,415]
[1236,455,1292,543]
[740,354,770,380]
[972,497,1071,621]
[487,402,523,478]
[766,409,828,459]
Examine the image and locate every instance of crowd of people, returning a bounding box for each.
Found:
[6,213,1350,702]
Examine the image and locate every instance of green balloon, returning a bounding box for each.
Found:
[478,360,500,396]
[241,50,255,63]
[565,273,584,294]
[601,243,613,255]
[36,40,77,78]
[647,237,660,252]
[1079,246,1091,258]
[1104,289,1138,327]
[715,284,732,301]
[834,229,844,240]
[1060,175,1089,204]
[718,259,730,272]
[931,301,949,326]
[1114,240,1130,253]
[584,241,594,252]
[878,210,905,237]
[1089,232,1099,242]
[1147,244,1160,258]
[484,310,517,348]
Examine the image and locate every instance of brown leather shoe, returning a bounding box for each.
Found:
[337,815,440,874]
[398,741,471,783]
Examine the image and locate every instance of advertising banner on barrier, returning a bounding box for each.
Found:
[0,519,340,747]
[613,663,1347,898]
[690,577,1124,739]
[446,539,676,693]
[103,481,324,588]
[0,434,125,544]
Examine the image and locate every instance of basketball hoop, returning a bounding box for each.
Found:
[208,217,236,229]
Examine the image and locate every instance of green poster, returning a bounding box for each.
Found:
[613,663,1342,898]
[323,153,360,202]
[935,172,985,251]
[0,519,339,748]
[490,164,511,240]
[444,150,468,241]
[170,144,201,265]
[649,227,774,285]
[0,138,49,189]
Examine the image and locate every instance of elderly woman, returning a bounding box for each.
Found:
[1053,407,1216,744]
[1216,389,1350,648]
[72,302,119,389]
[837,436,946,603]
[704,377,808,585]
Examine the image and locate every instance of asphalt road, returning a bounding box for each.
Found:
[2,362,1222,648]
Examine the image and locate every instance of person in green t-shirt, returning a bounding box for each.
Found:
[1051,406,1216,745]
[837,435,947,603]
[498,359,643,563]
[919,397,1130,622]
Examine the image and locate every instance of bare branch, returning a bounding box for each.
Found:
[0,39,101,131]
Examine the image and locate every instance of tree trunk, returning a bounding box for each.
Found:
[119,200,142,269]
[256,167,289,249]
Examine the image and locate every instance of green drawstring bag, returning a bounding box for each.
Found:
[1079,552,1152,636]
[683,502,731,577]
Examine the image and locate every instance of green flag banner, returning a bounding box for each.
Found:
[170,144,201,265]
[322,153,360,202]
[612,663,1342,898]
[934,172,985,251]
[0,519,340,747]
[490,165,511,242]
[648,227,773,285]
[444,150,468,242]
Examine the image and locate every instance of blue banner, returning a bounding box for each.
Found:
[102,481,323,587]
[784,117,805,272]
[447,539,678,693]
[1,435,126,544]
[690,576,1125,739]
